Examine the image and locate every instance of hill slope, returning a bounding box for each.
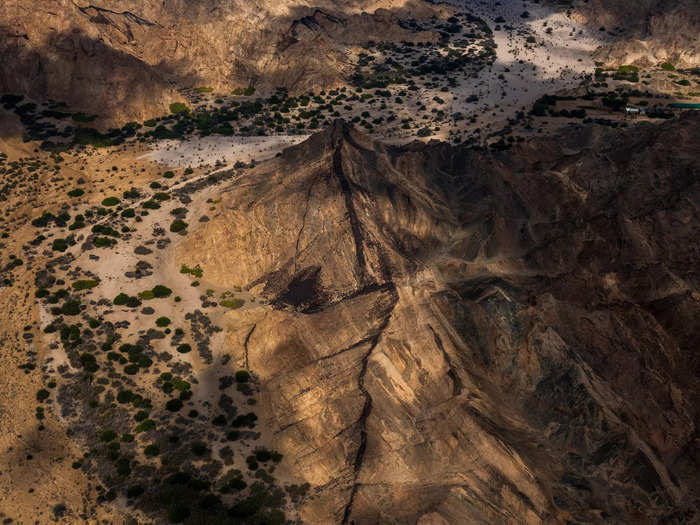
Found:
[176,116,700,523]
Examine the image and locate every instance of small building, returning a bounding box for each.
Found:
[625,106,647,117]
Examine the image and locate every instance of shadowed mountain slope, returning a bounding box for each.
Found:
[176,115,700,524]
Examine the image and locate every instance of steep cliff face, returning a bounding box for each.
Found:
[177,116,700,524]
[0,0,444,124]
[574,0,700,66]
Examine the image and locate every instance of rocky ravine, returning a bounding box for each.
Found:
[176,116,700,524]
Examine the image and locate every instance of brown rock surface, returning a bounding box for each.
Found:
[0,0,444,124]
[178,115,700,524]
[574,0,700,66]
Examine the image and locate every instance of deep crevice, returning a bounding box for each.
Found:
[243,323,256,370]
[341,283,398,525]
[428,323,463,396]
[294,174,320,273]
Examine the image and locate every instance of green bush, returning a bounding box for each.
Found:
[101,196,120,206]
[113,293,129,305]
[36,389,50,402]
[117,390,134,404]
[153,285,172,298]
[235,370,251,383]
[68,188,85,198]
[170,102,189,114]
[138,290,155,300]
[163,170,175,178]
[170,219,188,233]
[61,300,81,316]
[661,62,675,71]
[156,316,171,327]
[135,419,156,433]
[180,264,203,278]
[93,236,116,248]
[143,200,160,209]
[166,398,183,411]
[121,208,135,218]
[221,298,244,309]
[72,279,99,290]
[52,238,68,252]
[176,343,191,354]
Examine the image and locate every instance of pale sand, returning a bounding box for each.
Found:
[388,0,608,142]
[138,134,310,168]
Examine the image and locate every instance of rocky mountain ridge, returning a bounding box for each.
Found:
[0,0,446,124]
[174,115,700,524]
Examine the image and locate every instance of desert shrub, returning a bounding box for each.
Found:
[135,419,156,433]
[180,264,203,278]
[93,236,116,248]
[143,200,161,209]
[117,390,134,404]
[36,389,50,402]
[235,370,250,383]
[156,316,171,327]
[173,379,190,391]
[61,300,81,316]
[191,441,208,456]
[170,102,189,114]
[170,219,188,233]
[166,398,183,411]
[72,279,99,290]
[52,238,68,252]
[661,62,675,71]
[113,293,129,305]
[176,344,191,354]
[144,444,160,457]
[121,208,135,218]
[124,364,140,375]
[101,196,120,206]
[153,285,172,298]
[154,192,170,201]
[231,412,257,428]
[221,298,244,309]
[67,188,84,198]
[163,170,175,178]
[100,429,117,442]
[138,290,155,300]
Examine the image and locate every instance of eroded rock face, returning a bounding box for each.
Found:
[576,0,700,66]
[180,117,700,524]
[0,0,443,124]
